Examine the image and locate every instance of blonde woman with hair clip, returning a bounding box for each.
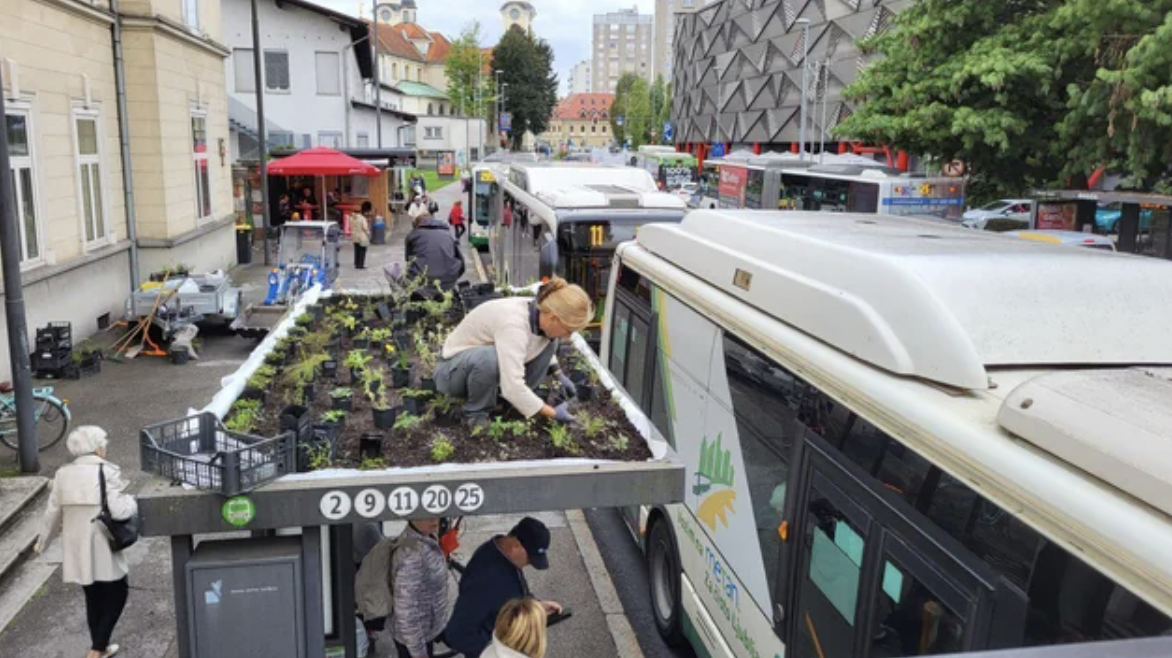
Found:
[434,276,594,430]
[480,598,548,658]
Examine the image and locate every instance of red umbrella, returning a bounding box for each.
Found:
[269,147,379,222]
[268,147,379,176]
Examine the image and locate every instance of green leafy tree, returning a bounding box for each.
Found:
[493,25,559,150]
[444,21,493,119]
[625,76,653,149]
[649,75,671,144]
[835,0,1172,201]
[610,72,642,144]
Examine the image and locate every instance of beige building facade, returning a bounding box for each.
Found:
[540,93,615,151]
[653,0,707,82]
[592,8,653,93]
[1,0,232,377]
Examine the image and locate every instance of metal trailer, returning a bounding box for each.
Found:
[124,273,243,340]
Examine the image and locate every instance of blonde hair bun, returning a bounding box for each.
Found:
[537,277,594,333]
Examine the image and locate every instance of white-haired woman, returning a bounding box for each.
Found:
[36,426,137,658]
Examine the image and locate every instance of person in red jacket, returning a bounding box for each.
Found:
[449,199,467,242]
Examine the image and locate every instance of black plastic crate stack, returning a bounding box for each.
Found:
[31,322,72,378]
[460,283,502,314]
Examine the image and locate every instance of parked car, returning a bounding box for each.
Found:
[1094,203,1155,233]
[673,182,699,203]
[1003,230,1116,251]
[961,199,1033,229]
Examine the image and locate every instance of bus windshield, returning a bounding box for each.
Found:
[474,181,497,227]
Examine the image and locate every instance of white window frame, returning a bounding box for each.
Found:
[191,110,214,223]
[182,0,200,31]
[318,131,343,148]
[234,48,256,93]
[356,132,370,148]
[72,106,112,249]
[5,101,45,268]
[315,51,341,96]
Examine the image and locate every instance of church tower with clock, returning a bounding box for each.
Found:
[374,0,416,25]
[501,2,536,34]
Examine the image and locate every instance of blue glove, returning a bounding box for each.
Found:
[552,402,578,425]
[555,372,578,399]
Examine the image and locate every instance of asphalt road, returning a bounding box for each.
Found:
[585,508,697,658]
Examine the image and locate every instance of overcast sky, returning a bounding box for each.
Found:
[314,0,656,95]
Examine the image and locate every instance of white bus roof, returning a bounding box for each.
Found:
[512,163,659,193]
[636,210,1172,389]
[535,184,687,211]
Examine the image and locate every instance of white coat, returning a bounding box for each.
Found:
[478,635,534,658]
[36,455,138,585]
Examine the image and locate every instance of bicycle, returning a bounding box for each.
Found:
[0,381,72,452]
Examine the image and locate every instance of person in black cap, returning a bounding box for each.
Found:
[443,517,562,657]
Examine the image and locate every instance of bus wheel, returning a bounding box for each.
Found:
[647,518,686,646]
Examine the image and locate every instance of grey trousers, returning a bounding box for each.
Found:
[434,341,558,419]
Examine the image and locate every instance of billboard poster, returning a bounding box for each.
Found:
[717,165,747,209]
[437,151,456,178]
[1035,202,1077,230]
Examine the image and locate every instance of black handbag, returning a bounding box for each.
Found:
[96,465,139,551]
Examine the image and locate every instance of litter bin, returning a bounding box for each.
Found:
[235,225,253,264]
[370,217,386,245]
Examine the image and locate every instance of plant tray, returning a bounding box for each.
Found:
[140,412,295,496]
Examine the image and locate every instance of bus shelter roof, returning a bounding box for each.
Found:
[1033,189,1172,208]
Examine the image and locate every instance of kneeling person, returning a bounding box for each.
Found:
[434,277,591,427]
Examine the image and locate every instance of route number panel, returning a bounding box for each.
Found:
[319,483,485,522]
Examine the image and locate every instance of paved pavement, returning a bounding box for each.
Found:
[0,178,657,658]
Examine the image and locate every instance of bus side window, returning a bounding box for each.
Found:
[610,265,672,443]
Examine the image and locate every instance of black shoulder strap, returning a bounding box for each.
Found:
[98,464,111,514]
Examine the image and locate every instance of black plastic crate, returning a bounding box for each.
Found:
[460,284,502,314]
[140,412,295,496]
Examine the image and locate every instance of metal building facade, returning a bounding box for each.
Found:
[671,0,911,149]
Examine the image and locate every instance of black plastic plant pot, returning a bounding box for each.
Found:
[332,395,352,412]
[569,369,590,386]
[354,338,370,349]
[303,384,316,405]
[322,360,338,380]
[359,433,384,461]
[242,387,267,406]
[310,304,325,321]
[420,377,437,393]
[350,367,363,383]
[393,334,412,352]
[376,301,393,320]
[405,308,424,324]
[392,367,411,389]
[403,396,429,415]
[371,340,384,354]
[169,349,190,365]
[372,407,397,429]
[576,384,596,403]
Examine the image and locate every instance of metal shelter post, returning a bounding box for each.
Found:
[250,0,272,265]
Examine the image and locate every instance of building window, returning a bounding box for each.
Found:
[602,125,607,134]
[424,126,443,139]
[264,51,290,92]
[5,108,42,264]
[234,49,256,92]
[318,132,343,148]
[182,0,199,30]
[428,102,434,115]
[417,68,422,82]
[357,132,370,148]
[74,111,108,246]
[191,113,212,221]
[315,52,341,95]
[391,62,398,80]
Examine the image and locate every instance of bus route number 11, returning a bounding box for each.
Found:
[590,224,605,247]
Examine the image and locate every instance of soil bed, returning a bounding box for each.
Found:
[233,284,652,471]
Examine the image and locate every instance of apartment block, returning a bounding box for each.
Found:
[591,8,653,93]
[568,60,592,95]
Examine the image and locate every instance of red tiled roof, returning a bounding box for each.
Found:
[552,93,615,120]
[425,32,451,62]
[373,22,425,61]
[397,23,430,39]
[368,21,452,63]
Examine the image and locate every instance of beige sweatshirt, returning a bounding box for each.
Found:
[442,297,548,417]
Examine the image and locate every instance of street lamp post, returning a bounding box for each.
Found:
[372,0,382,148]
[797,18,811,161]
[494,70,503,150]
[250,0,272,265]
[819,59,830,165]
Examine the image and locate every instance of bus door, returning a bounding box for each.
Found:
[783,439,1011,658]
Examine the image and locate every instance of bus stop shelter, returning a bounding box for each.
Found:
[1032,189,1172,256]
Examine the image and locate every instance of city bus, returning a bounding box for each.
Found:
[632,146,699,191]
[718,162,965,220]
[493,163,687,341]
[601,210,1172,658]
[467,161,508,251]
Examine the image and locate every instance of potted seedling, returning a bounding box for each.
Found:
[359,432,384,462]
[353,327,371,349]
[224,399,262,434]
[401,388,433,415]
[70,340,102,379]
[430,432,456,463]
[339,314,359,336]
[243,364,276,405]
[369,328,392,353]
[331,387,353,411]
[308,303,325,322]
[547,422,580,456]
[415,334,439,391]
[321,409,347,432]
[364,368,397,429]
[322,358,339,380]
[345,349,372,382]
[571,361,599,402]
[391,349,411,388]
[393,412,427,432]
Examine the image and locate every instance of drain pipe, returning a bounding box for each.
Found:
[110,0,140,290]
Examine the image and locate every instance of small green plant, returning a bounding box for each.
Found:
[394,346,409,369]
[331,387,352,400]
[306,443,333,470]
[359,456,387,470]
[487,418,530,441]
[394,412,427,431]
[369,328,392,343]
[345,349,372,372]
[225,399,262,433]
[573,359,600,385]
[430,433,456,463]
[400,388,432,399]
[339,315,358,332]
[580,412,608,439]
[427,395,457,417]
[247,364,277,390]
[363,368,391,409]
[295,313,316,328]
[321,409,347,423]
[609,435,630,452]
[284,353,330,386]
[548,423,579,455]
